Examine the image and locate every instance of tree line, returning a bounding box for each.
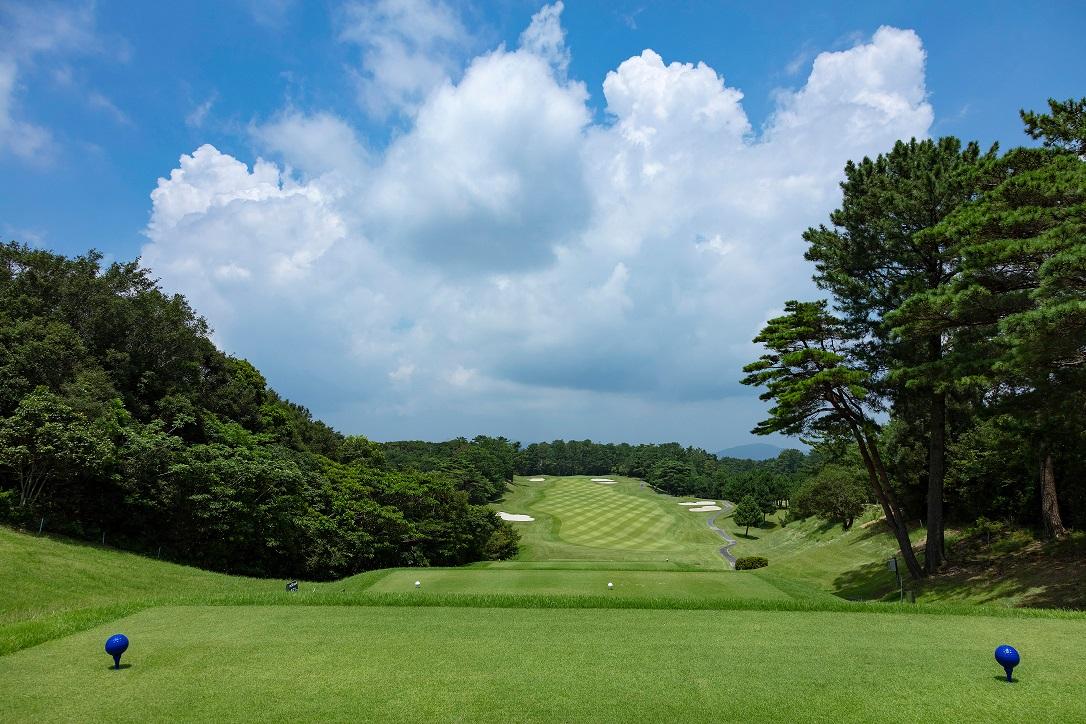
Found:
[514,439,811,505]
[0,243,520,579]
[742,98,1086,580]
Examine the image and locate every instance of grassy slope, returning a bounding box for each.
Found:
[0,526,285,655]
[722,507,922,601]
[723,507,1086,609]
[918,530,1086,609]
[2,605,1084,722]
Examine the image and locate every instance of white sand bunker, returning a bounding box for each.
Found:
[528,477,546,482]
[591,478,617,484]
[679,501,716,506]
[688,505,721,512]
[497,511,535,522]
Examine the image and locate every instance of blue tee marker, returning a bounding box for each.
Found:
[995,645,1020,682]
[105,634,129,669]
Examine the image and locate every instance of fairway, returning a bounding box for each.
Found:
[498,476,728,568]
[2,605,1084,723]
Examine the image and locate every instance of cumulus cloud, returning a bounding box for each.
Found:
[339,0,472,118]
[142,14,933,446]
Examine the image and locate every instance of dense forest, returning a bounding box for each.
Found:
[0,244,521,579]
[743,99,1086,579]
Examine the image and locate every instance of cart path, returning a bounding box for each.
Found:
[707,501,738,568]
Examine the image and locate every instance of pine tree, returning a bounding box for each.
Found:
[804,137,996,572]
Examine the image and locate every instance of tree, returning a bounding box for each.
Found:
[804,137,996,573]
[733,495,763,536]
[793,464,869,529]
[742,300,924,579]
[0,389,111,509]
[1021,96,1086,156]
[892,100,1086,537]
[649,459,694,494]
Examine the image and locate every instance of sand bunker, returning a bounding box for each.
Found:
[497,512,535,522]
[678,501,716,506]
[591,478,616,483]
[528,477,546,482]
[688,505,721,512]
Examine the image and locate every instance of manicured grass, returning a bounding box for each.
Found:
[363,568,793,601]
[2,605,1083,722]
[498,475,727,568]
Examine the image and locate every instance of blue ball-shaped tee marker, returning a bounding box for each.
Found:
[105,634,129,669]
[995,644,1020,682]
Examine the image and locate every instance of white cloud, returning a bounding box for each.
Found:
[185,94,216,129]
[519,2,570,74]
[142,13,933,447]
[339,0,472,118]
[0,1,99,163]
[87,90,132,126]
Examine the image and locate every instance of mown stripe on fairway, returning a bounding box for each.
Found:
[538,480,684,551]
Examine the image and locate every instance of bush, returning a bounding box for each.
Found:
[735,556,768,570]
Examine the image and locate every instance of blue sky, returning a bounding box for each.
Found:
[2,1,1084,450]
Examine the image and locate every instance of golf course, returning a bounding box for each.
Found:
[3,475,1084,722]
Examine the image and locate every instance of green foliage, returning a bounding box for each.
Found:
[0,388,112,510]
[1021,96,1086,155]
[733,495,763,535]
[792,464,869,529]
[0,243,518,578]
[734,556,769,570]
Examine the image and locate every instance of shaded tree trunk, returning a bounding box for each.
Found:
[851,424,925,580]
[926,383,946,573]
[1040,450,1067,539]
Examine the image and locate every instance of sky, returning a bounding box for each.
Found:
[1,1,1084,451]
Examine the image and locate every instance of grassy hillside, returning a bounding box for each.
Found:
[723,507,1086,609]
[0,526,282,655]
[723,507,921,600]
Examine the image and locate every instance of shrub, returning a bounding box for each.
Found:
[735,556,768,570]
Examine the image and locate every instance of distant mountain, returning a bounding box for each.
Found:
[716,443,785,461]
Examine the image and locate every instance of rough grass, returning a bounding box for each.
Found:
[2,605,1083,722]
[724,507,923,601]
[918,530,1086,609]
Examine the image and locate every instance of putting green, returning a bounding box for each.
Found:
[2,605,1082,722]
[498,476,727,567]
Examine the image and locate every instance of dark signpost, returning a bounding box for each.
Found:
[887,556,903,602]
[105,633,129,669]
